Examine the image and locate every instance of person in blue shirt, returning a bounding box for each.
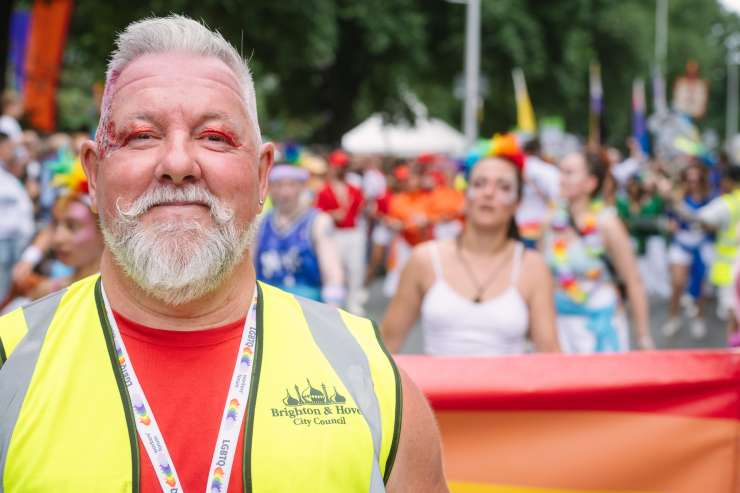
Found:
[662,163,714,339]
[255,162,345,306]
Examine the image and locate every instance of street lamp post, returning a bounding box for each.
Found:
[653,0,669,114]
[726,33,740,149]
[447,0,481,146]
[463,0,481,147]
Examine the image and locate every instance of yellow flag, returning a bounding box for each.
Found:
[512,68,536,133]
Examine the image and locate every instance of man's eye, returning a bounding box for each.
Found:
[124,132,155,144]
[200,131,235,145]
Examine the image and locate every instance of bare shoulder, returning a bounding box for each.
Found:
[407,240,434,266]
[416,238,457,270]
[597,207,626,235]
[433,237,458,260]
[518,246,551,292]
[386,368,449,493]
[599,209,622,228]
[521,246,549,272]
[599,209,631,246]
[405,240,441,288]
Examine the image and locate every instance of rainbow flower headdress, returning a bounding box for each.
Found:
[463,133,526,180]
[51,155,91,207]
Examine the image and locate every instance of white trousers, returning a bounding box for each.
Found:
[637,236,671,299]
[334,227,367,315]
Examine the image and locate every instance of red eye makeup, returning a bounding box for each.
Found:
[122,127,156,146]
[199,128,238,146]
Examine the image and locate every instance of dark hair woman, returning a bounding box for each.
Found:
[543,150,654,353]
[381,140,560,355]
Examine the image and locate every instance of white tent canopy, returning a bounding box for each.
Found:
[341,113,466,158]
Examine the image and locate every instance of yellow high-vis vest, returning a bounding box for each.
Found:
[710,189,740,287]
[0,275,401,492]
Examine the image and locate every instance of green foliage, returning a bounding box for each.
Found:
[53,0,739,147]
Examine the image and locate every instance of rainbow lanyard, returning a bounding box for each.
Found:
[102,285,258,493]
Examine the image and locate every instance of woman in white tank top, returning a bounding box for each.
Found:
[381,149,560,356]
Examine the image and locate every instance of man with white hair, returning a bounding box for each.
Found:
[0,15,447,492]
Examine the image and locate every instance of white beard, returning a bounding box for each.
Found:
[99,185,257,306]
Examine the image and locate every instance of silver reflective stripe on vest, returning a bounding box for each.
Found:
[296,297,386,493]
[0,289,66,492]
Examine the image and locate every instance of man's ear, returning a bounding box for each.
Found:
[80,140,101,214]
[257,142,275,212]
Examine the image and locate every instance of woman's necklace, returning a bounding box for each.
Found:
[455,237,511,303]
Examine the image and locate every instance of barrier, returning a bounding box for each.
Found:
[396,351,740,493]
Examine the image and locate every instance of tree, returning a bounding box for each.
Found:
[60,0,429,143]
[52,0,739,147]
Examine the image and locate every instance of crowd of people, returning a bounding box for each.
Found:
[1,82,739,358]
[177,135,740,355]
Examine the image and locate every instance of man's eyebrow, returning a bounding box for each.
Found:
[118,112,162,126]
[117,111,245,132]
[196,111,245,131]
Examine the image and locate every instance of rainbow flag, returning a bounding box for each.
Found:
[512,68,536,134]
[397,351,740,492]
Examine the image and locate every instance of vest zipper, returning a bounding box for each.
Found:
[371,320,403,484]
[95,278,141,493]
[243,282,265,493]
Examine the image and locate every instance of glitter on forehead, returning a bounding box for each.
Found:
[96,69,122,157]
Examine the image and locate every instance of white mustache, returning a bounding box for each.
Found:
[115,185,235,225]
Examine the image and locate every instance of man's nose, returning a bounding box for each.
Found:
[156,133,202,185]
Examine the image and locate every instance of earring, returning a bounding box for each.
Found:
[258,198,264,206]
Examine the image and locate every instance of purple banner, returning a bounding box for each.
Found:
[9,10,31,93]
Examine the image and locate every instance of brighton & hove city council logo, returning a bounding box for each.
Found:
[271,379,362,427]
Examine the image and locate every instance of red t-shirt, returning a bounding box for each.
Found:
[114,311,247,493]
[375,190,393,217]
[315,182,364,228]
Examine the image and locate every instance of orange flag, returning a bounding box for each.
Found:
[22,0,73,132]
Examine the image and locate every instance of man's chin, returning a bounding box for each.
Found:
[101,213,257,306]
